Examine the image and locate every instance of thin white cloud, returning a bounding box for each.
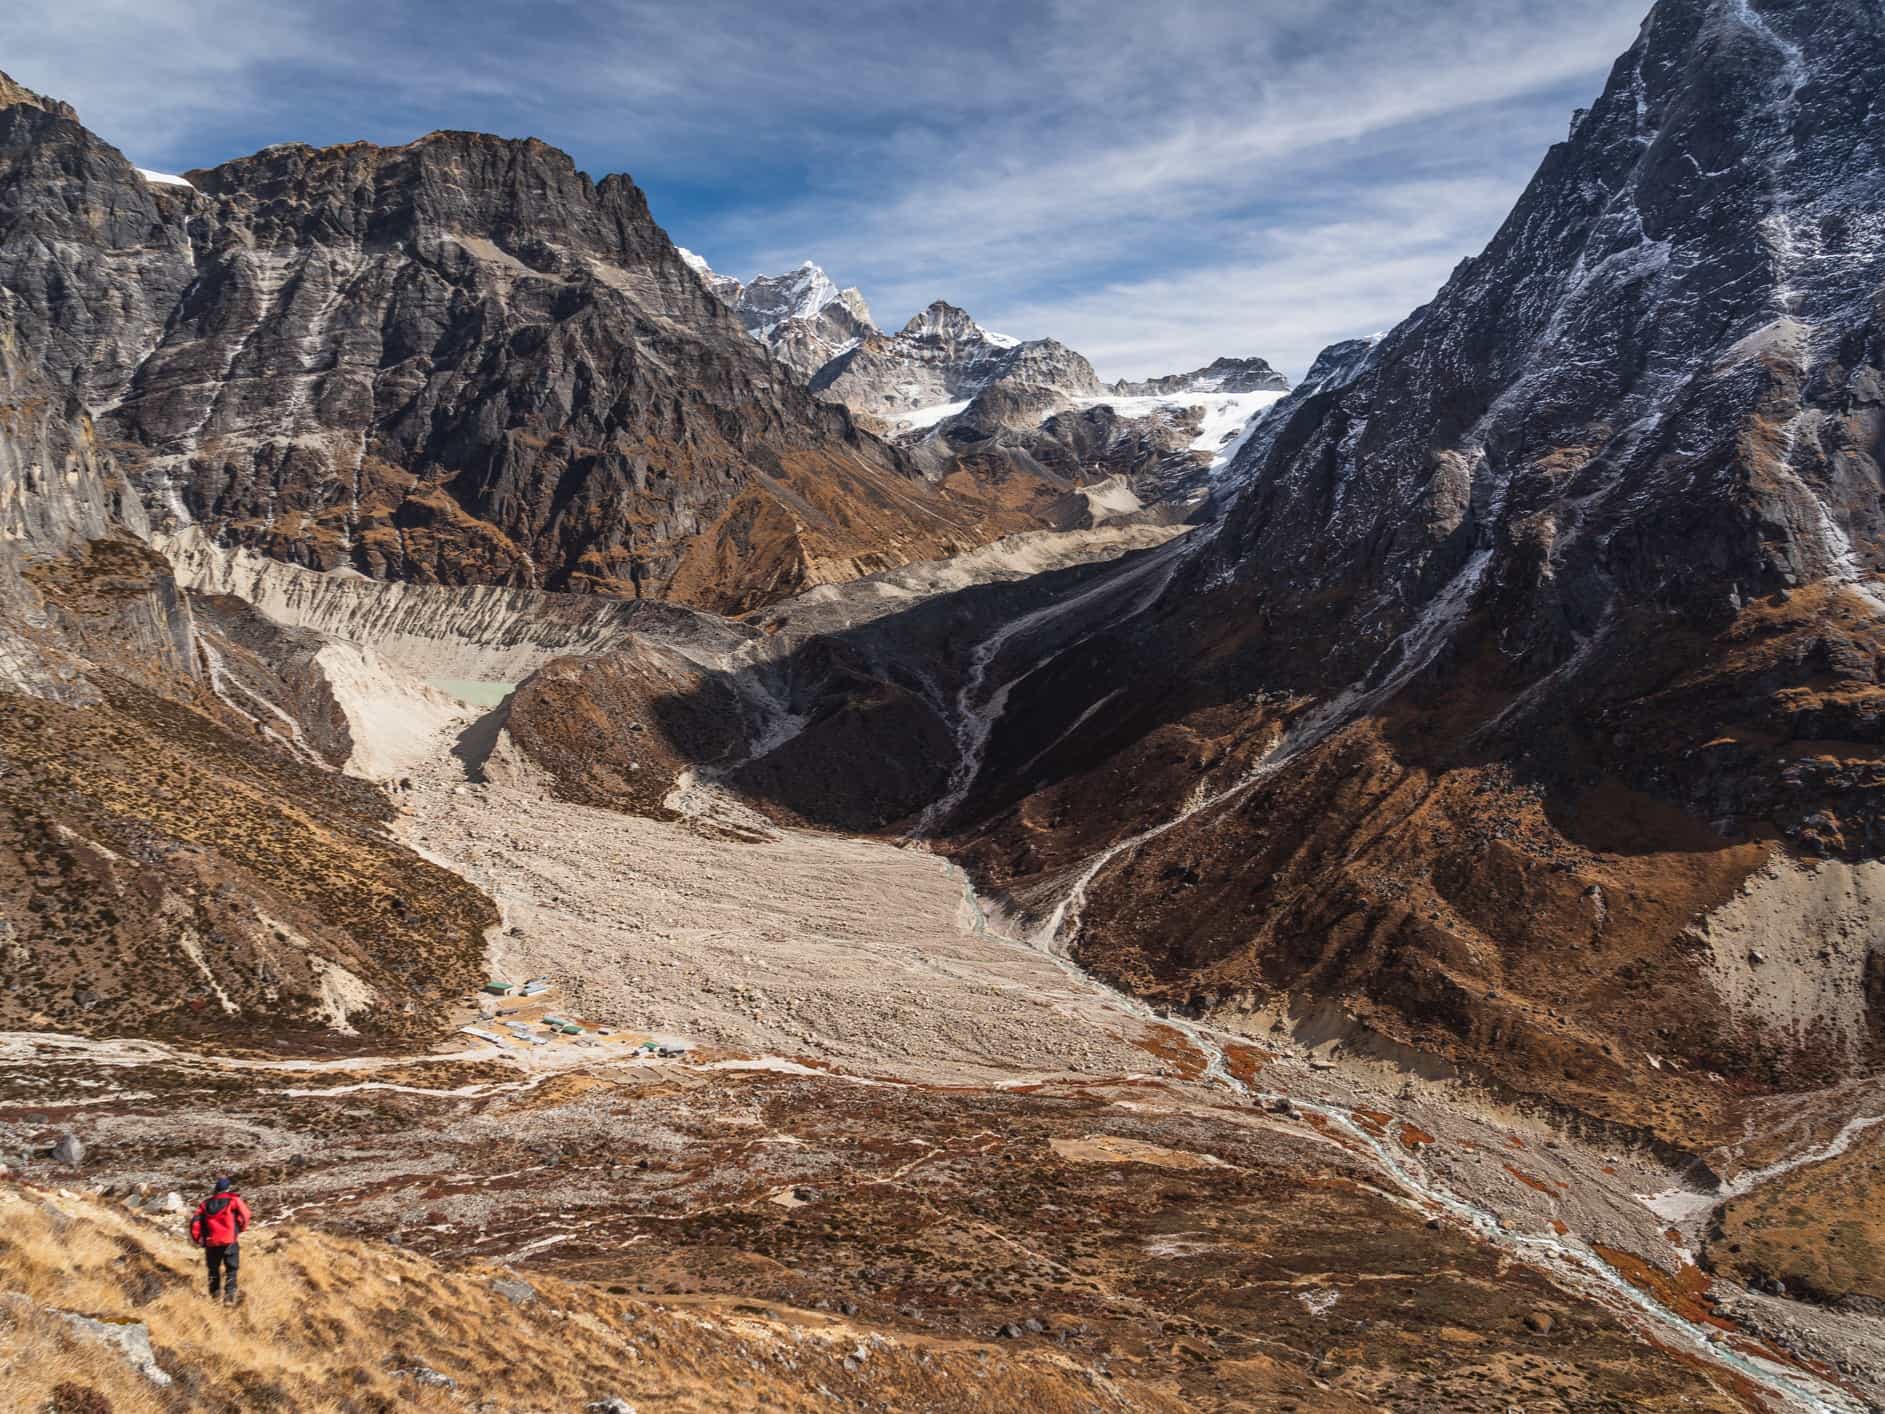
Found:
[0,0,1653,380]
[671,0,1650,376]
[988,177,1524,378]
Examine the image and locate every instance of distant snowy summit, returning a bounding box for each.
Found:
[679,251,876,379]
[1112,356,1288,398]
[679,245,1291,519]
[677,249,1084,418]
[811,299,1102,423]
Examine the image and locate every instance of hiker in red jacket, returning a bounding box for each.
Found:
[188,1177,251,1304]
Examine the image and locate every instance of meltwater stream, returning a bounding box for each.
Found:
[934,861,1866,1412]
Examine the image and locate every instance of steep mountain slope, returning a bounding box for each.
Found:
[0,532,497,1043]
[0,100,499,1042]
[0,81,1033,615]
[902,0,1885,1147]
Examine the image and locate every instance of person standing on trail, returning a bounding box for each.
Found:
[188,1177,251,1304]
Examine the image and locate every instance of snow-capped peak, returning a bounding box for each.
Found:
[675,246,746,307]
[899,300,1018,349]
[755,261,842,328]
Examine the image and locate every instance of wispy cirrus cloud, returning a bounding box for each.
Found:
[1,0,1651,378]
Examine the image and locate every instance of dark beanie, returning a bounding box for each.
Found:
[214,1177,233,1193]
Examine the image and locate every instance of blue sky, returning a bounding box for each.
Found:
[5,0,1649,379]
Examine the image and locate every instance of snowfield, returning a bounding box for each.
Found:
[886,398,972,432]
[1078,388,1287,472]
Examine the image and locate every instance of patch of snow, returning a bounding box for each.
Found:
[888,399,972,432]
[1076,389,1287,473]
[135,168,194,188]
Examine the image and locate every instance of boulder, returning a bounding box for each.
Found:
[395,1365,455,1389]
[491,1275,538,1306]
[52,1310,171,1386]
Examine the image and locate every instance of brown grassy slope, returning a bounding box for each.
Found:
[1,533,495,1044]
[1708,1126,1885,1310]
[0,679,495,1044]
[951,581,1885,1152]
[499,638,752,820]
[660,447,1036,615]
[0,1182,1178,1414]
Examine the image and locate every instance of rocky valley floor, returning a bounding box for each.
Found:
[8,674,1885,1410]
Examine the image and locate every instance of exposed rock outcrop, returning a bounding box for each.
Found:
[0,91,1033,615]
[908,0,1885,1145]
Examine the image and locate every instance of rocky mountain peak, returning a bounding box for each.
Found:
[739,260,871,336]
[811,301,1095,422]
[1112,356,1290,397]
[178,129,671,270]
[0,90,1036,613]
[0,68,77,123]
[936,0,1885,1157]
[1207,0,1885,669]
[898,299,1019,349]
[677,250,877,378]
[677,245,744,304]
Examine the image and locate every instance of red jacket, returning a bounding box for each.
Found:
[190,1192,251,1246]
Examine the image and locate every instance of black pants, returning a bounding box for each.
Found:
[205,1243,240,1299]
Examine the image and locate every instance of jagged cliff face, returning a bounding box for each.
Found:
[1204,0,1885,698]
[922,0,1885,1144]
[0,92,1032,615]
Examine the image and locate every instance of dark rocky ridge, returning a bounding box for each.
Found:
[570,0,1885,1152]
[0,84,1034,615]
[924,0,1885,1144]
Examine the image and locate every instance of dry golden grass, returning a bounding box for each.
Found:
[0,1182,1174,1413]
